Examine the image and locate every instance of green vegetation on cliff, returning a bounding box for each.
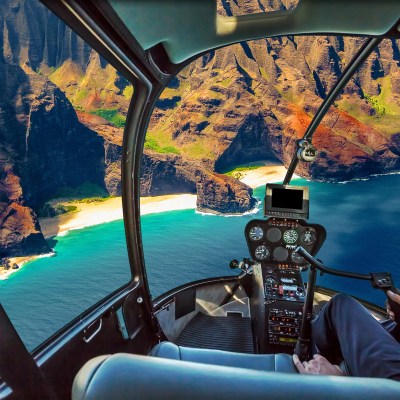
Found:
[224,164,263,179]
[90,109,126,128]
[144,137,180,154]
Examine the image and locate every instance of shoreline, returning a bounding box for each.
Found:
[2,164,291,279]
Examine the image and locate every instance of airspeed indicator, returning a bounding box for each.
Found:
[254,245,270,261]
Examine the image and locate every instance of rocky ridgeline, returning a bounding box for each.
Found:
[151,30,400,181]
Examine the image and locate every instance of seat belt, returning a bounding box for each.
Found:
[0,304,57,400]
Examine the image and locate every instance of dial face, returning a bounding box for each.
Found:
[291,251,305,264]
[254,245,270,261]
[249,226,264,241]
[301,229,316,245]
[266,227,281,242]
[283,229,299,244]
[273,246,289,262]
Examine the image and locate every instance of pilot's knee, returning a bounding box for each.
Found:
[330,293,354,307]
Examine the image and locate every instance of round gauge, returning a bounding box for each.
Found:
[249,226,264,241]
[291,251,305,264]
[283,229,299,244]
[273,246,289,262]
[266,266,276,274]
[265,276,277,286]
[254,245,270,261]
[301,229,316,245]
[266,227,282,243]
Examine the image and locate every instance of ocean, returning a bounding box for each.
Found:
[1,174,399,351]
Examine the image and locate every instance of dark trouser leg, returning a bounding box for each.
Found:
[311,293,400,380]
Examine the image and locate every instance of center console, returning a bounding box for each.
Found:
[245,184,326,354]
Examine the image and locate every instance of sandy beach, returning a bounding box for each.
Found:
[238,165,295,188]
[38,194,197,239]
[3,164,292,279]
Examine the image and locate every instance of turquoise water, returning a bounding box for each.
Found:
[1,174,400,350]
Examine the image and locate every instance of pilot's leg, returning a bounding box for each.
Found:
[380,319,400,342]
[311,293,400,380]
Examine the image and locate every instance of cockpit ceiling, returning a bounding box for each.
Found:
[108,0,400,64]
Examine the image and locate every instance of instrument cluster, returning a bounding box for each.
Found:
[245,218,326,265]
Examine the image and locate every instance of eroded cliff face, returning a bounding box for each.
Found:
[0,0,91,71]
[0,62,105,256]
[148,0,400,181]
[0,160,50,257]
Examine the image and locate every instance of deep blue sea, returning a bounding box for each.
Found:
[1,174,400,351]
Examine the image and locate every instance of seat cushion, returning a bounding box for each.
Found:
[72,353,400,400]
[149,341,298,373]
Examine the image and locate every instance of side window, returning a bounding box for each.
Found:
[141,34,400,305]
[0,0,132,351]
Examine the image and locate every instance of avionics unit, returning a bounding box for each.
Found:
[264,184,309,220]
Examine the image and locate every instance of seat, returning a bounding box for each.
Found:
[72,353,400,400]
[149,341,298,373]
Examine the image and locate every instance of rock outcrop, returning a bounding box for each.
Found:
[196,172,256,214]
[0,162,50,256]
[140,151,255,214]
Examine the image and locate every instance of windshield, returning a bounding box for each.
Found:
[141,34,400,307]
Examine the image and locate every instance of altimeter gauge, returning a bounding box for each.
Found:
[283,229,299,244]
[254,245,270,261]
[249,226,264,241]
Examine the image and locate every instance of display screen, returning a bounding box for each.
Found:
[279,337,298,343]
[264,184,309,219]
[271,188,303,210]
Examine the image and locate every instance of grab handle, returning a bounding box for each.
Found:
[83,319,102,343]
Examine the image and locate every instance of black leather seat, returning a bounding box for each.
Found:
[72,353,400,400]
[149,341,297,373]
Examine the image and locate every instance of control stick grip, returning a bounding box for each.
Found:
[385,286,400,324]
[370,272,400,324]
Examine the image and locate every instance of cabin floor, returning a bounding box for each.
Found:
[176,313,254,353]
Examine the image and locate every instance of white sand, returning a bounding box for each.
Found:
[239,165,297,188]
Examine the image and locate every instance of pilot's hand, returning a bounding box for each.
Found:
[293,354,344,376]
[386,290,400,320]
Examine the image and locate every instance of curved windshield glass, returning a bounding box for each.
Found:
[0,0,132,351]
[141,35,400,307]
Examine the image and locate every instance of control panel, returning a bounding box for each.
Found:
[263,266,305,351]
[268,302,303,347]
[245,218,326,266]
[247,218,326,354]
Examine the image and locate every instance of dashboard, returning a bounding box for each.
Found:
[245,218,326,266]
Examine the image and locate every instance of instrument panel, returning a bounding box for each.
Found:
[245,218,326,266]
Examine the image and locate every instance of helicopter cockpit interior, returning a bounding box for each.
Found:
[1,1,400,399]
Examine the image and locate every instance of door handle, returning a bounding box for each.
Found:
[83,319,102,343]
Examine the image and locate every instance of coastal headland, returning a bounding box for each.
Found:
[2,164,292,279]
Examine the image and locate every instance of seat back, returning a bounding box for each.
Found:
[72,353,400,400]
